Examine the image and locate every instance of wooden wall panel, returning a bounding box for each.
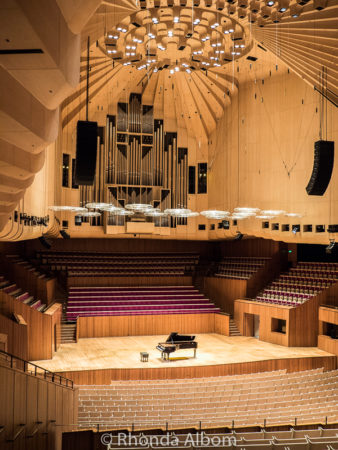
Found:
[204,277,248,315]
[318,306,338,357]
[0,364,76,450]
[234,299,291,346]
[57,355,337,384]
[25,238,213,258]
[319,306,338,326]
[0,313,28,360]
[78,313,218,339]
[318,335,338,357]
[0,293,61,361]
[214,313,230,336]
[219,238,281,258]
[68,275,192,288]
[234,293,323,348]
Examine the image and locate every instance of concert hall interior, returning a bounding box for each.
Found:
[0,0,337,449]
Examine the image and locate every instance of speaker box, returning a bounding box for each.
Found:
[38,236,52,249]
[60,230,70,239]
[75,120,98,185]
[306,140,334,196]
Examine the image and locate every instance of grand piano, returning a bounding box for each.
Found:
[156,332,197,361]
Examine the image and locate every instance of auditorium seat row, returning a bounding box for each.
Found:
[36,251,199,277]
[66,286,220,321]
[214,257,270,280]
[252,262,337,308]
[77,368,338,429]
[0,276,46,312]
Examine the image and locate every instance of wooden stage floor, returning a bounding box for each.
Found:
[34,333,334,374]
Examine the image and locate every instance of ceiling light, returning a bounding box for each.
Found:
[86,202,112,209]
[49,206,88,212]
[125,203,154,212]
[260,210,286,215]
[285,213,303,218]
[200,210,230,219]
[77,211,101,217]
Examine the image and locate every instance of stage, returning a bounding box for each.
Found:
[33,333,337,384]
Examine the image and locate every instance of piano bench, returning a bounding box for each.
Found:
[140,352,149,362]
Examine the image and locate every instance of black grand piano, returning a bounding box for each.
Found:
[156,332,197,361]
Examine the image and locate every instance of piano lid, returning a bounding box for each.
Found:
[166,332,196,343]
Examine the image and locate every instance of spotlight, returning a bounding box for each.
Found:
[271,10,282,22]
[326,239,335,254]
[234,231,243,240]
[250,0,260,12]
[237,7,247,18]
[290,3,302,17]
[39,236,52,249]
[266,0,275,5]
[277,0,289,12]
[238,0,248,7]
[296,0,310,4]
[257,17,266,27]
[313,0,327,10]
[261,5,272,18]
[60,230,71,239]
[227,4,236,14]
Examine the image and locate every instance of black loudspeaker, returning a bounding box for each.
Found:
[306,140,334,196]
[75,120,98,185]
[38,236,52,249]
[60,230,70,239]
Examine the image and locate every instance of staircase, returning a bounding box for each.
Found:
[229,318,241,336]
[61,322,76,344]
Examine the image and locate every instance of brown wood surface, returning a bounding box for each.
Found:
[318,335,338,357]
[57,355,337,384]
[0,292,60,361]
[204,277,248,315]
[0,313,28,360]
[0,363,76,450]
[78,313,220,339]
[214,313,230,336]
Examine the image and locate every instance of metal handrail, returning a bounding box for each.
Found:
[0,349,73,388]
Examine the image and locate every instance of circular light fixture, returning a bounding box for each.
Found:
[125,203,154,212]
[100,205,125,213]
[76,211,101,217]
[200,210,230,219]
[260,210,286,216]
[234,207,260,213]
[48,206,88,212]
[144,209,168,217]
[256,215,277,219]
[105,6,251,73]
[109,209,135,216]
[85,202,112,209]
[285,213,303,218]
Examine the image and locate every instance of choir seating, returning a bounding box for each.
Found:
[37,251,199,277]
[214,257,271,280]
[66,286,220,321]
[76,368,338,430]
[253,262,337,307]
[0,275,46,312]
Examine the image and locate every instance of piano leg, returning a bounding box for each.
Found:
[194,348,196,358]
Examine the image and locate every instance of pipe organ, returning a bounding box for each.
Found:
[79,93,189,231]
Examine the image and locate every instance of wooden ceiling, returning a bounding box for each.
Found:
[77,0,337,143]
